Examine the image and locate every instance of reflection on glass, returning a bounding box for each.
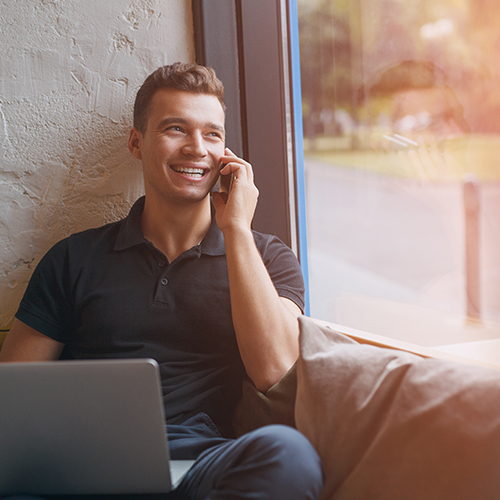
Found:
[367,60,470,180]
[298,0,500,348]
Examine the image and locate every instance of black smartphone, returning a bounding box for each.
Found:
[219,162,233,194]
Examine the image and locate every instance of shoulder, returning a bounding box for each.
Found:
[36,219,124,273]
[251,230,303,281]
[65,220,122,252]
[252,231,305,311]
[252,231,298,264]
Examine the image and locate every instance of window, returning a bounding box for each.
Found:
[298,0,500,346]
[193,0,500,349]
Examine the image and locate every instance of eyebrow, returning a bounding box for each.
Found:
[158,117,225,134]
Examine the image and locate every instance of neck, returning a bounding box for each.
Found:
[141,195,212,263]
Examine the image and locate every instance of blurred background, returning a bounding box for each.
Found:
[298,0,500,346]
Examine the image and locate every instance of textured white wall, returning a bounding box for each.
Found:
[0,0,195,328]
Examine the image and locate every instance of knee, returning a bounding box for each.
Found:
[245,425,324,498]
[250,424,316,457]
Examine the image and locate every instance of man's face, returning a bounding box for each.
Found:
[130,88,226,207]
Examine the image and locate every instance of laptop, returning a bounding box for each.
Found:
[0,358,195,496]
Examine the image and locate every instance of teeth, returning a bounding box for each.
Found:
[173,166,205,177]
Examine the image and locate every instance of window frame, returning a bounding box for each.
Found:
[192,0,309,311]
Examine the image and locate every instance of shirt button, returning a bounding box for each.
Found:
[161,278,168,286]
[158,261,165,267]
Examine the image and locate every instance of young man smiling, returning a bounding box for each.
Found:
[0,63,323,499]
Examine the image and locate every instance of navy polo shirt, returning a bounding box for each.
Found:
[16,196,305,436]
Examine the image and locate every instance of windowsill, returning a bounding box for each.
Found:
[310,316,500,372]
[434,338,500,368]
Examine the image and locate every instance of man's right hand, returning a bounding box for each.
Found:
[211,148,259,236]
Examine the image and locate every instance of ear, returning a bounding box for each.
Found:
[128,127,143,160]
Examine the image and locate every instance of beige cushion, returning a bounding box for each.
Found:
[295,315,500,500]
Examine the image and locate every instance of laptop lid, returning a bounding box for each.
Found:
[0,358,192,496]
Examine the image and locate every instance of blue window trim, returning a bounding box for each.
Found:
[288,0,310,314]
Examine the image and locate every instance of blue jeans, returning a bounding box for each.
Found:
[3,414,323,500]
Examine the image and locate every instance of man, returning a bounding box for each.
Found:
[0,63,323,499]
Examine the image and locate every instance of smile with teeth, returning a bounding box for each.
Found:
[172,166,207,178]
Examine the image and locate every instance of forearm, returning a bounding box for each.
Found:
[224,226,301,392]
[213,149,301,392]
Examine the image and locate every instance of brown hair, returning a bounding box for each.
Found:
[133,62,225,134]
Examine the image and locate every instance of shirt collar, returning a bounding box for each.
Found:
[200,205,225,256]
[114,196,226,256]
[114,197,148,251]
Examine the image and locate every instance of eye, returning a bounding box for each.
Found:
[208,131,224,140]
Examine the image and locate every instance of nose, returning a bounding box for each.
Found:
[181,132,207,158]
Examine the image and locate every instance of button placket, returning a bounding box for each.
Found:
[153,266,171,304]
[144,243,170,305]
[151,246,201,305]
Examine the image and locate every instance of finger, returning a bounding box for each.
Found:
[219,148,239,166]
[221,148,247,166]
[219,151,254,182]
[222,163,253,190]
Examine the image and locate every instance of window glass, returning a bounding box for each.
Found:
[298,0,500,347]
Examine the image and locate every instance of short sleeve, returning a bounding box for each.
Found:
[253,233,305,312]
[15,238,74,343]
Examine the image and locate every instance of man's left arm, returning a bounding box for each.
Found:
[212,149,302,393]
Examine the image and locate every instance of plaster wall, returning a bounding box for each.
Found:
[0,0,195,328]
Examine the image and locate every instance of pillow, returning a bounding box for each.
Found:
[232,363,297,437]
[295,315,500,500]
